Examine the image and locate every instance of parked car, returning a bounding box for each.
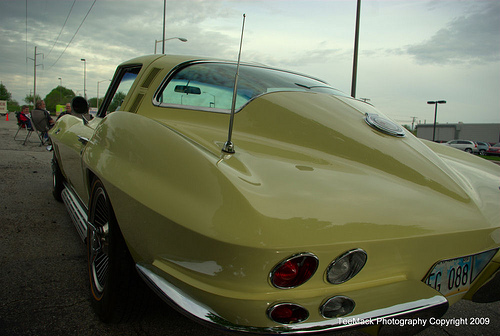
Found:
[486,143,500,156]
[49,55,500,335]
[476,141,491,155]
[444,139,478,153]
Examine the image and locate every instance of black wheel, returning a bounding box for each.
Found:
[479,149,486,156]
[465,148,472,153]
[52,155,65,202]
[87,179,147,322]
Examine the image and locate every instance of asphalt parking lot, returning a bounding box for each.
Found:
[1,115,499,336]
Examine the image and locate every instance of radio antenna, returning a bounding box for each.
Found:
[222,13,246,154]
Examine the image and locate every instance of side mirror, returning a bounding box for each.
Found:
[71,96,89,114]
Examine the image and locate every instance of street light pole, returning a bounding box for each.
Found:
[427,100,446,141]
[58,77,62,103]
[154,37,187,54]
[81,58,87,100]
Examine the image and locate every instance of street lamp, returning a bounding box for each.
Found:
[427,100,446,141]
[154,37,187,54]
[81,59,87,99]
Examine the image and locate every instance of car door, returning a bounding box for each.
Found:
[54,116,98,204]
[52,65,143,206]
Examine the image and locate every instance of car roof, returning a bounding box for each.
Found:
[118,54,328,85]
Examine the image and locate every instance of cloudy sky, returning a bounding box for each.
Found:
[1,0,499,125]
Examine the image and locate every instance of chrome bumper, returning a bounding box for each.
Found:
[136,263,448,335]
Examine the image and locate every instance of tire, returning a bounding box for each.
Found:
[465,148,472,153]
[52,155,65,202]
[479,149,486,156]
[87,179,147,322]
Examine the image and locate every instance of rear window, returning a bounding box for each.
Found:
[155,62,348,112]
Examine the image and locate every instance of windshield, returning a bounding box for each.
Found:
[157,62,348,111]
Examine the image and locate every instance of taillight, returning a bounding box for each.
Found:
[267,303,309,324]
[270,253,319,289]
[326,249,367,284]
[320,296,356,318]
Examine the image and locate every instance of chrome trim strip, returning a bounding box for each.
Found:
[61,187,88,241]
[136,264,448,335]
[136,264,224,329]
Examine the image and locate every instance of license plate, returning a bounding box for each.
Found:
[424,249,498,297]
[425,257,471,296]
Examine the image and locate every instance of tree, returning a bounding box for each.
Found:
[24,94,41,107]
[44,86,75,112]
[88,97,104,108]
[0,83,12,101]
[109,91,126,112]
[0,83,20,111]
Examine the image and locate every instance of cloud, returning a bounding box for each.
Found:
[405,1,500,65]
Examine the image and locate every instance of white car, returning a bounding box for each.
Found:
[444,140,478,153]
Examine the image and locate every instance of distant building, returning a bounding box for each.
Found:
[415,123,500,143]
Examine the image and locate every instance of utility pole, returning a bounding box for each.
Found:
[410,116,417,131]
[27,46,43,108]
[351,0,361,98]
[162,0,166,54]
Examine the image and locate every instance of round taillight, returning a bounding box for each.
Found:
[326,249,367,284]
[320,296,355,318]
[267,303,309,324]
[270,253,319,289]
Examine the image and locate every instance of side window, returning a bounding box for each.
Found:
[99,66,142,117]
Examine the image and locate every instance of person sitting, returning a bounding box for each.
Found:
[17,105,32,129]
[31,100,54,142]
[14,105,33,141]
[57,102,72,120]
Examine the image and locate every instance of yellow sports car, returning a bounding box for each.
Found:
[50,54,500,335]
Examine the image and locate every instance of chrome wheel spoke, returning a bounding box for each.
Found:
[89,188,110,295]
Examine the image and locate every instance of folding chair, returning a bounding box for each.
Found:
[22,115,35,145]
[14,112,31,140]
[28,110,51,146]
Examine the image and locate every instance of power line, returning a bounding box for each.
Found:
[47,0,77,58]
[50,0,97,69]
